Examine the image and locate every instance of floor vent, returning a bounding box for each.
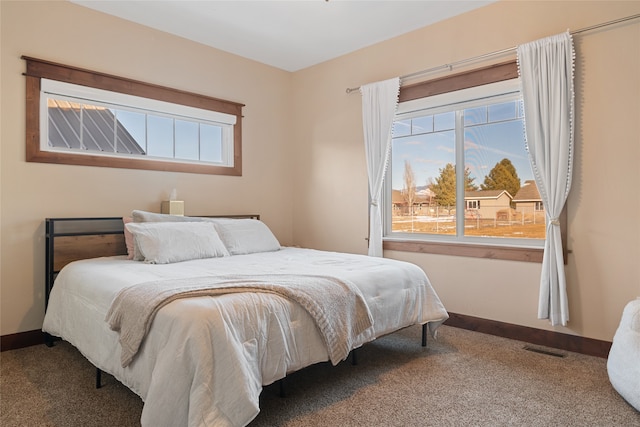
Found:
[523,345,566,358]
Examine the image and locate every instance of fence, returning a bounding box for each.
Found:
[392,205,546,238]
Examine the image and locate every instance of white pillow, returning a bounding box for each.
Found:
[212,219,281,255]
[130,211,219,260]
[125,222,229,264]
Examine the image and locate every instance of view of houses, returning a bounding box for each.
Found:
[391,180,546,239]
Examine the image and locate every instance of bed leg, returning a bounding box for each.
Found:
[351,348,358,366]
[422,324,428,347]
[278,378,286,398]
[96,368,102,389]
[44,332,55,348]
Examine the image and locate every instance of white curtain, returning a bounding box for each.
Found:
[517,32,575,326]
[360,77,400,257]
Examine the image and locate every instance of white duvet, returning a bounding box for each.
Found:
[43,247,448,427]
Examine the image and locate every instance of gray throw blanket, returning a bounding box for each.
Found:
[105,274,374,368]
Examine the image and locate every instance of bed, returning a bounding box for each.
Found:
[42,212,449,427]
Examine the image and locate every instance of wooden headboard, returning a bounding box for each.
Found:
[45,214,260,308]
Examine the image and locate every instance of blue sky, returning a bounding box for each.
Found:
[115,109,223,162]
[391,101,534,190]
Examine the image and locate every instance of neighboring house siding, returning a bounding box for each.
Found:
[516,201,539,211]
[514,180,545,215]
[465,190,513,219]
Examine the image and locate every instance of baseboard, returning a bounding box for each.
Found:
[3,316,613,359]
[445,312,612,359]
[1,330,45,351]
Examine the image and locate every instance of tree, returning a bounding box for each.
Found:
[402,160,416,216]
[464,168,478,192]
[431,163,477,208]
[481,158,521,198]
[432,163,456,208]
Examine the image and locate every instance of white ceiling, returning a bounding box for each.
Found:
[70,0,495,72]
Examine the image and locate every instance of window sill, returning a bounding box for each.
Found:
[383,239,544,263]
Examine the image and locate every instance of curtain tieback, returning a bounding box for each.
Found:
[549,217,560,226]
[370,200,379,207]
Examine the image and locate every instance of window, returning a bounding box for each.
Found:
[42,79,235,165]
[24,56,243,175]
[383,61,547,262]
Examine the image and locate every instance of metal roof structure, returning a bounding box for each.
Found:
[47,99,145,155]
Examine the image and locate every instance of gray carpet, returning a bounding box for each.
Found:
[1,325,638,426]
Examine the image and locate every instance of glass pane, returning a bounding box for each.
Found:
[392,119,411,137]
[175,120,199,160]
[47,99,81,149]
[412,116,433,134]
[488,101,516,122]
[391,128,456,235]
[147,115,174,158]
[200,124,223,163]
[464,106,486,126]
[464,112,544,239]
[434,112,454,131]
[115,110,146,154]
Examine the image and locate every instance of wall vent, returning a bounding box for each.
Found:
[523,345,566,358]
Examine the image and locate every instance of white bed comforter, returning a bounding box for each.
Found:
[106,274,374,368]
[43,247,448,427]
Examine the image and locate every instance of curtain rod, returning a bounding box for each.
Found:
[346,13,640,94]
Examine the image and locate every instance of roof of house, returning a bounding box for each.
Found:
[513,180,542,202]
[393,188,519,204]
[464,189,513,200]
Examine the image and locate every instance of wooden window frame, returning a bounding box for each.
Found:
[384,61,567,263]
[23,56,244,176]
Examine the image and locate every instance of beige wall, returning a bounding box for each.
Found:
[2,1,639,343]
[0,1,294,335]
[291,1,640,342]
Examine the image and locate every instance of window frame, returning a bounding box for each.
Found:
[382,61,566,263]
[23,56,244,176]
